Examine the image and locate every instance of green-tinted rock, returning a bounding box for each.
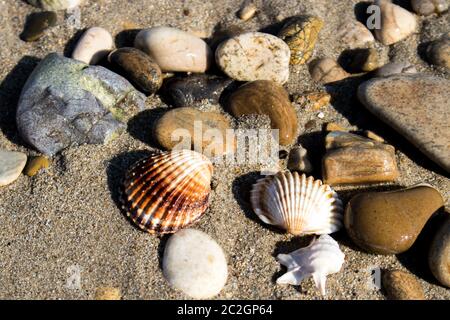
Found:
[20,11,57,42]
[345,185,444,254]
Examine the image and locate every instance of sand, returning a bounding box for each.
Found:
[0,0,449,300]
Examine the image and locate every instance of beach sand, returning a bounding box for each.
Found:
[0,0,448,299]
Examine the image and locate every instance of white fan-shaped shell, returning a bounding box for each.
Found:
[250,171,343,235]
[276,234,345,296]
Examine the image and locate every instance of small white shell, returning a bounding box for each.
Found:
[250,171,343,235]
[276,234,345,296]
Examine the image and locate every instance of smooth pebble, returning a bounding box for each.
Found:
[427,33,450,69]
[0,150,27,187]
[309,58,350,84]
[72,27,113,65]
[163,229,228,299]
[411,0,448,15]
[216,32,291,84]
[135,27,212,73]
[429,215,450,287]
[382,270,425,300]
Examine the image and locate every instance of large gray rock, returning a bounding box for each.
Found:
[17,53,146,155]
[358,74,450,173]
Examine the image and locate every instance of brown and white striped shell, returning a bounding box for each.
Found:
[121,150,213,234]
[250,171,343,235]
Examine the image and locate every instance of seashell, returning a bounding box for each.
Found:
[250,171,343,235]
[121,150,213,234]
[278,15,324,65]
[276,234,345,296]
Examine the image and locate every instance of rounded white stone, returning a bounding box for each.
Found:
[134,27,213,73]
[0,150,27,187]
[215,32,291,84]
[72,27,113,65]
[163,229,228,299]
[28,0,82,10]
[337,21,375,49]
[374,0,417,45]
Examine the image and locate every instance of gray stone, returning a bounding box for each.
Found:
[374,62,417,77]
[411,0,448,15]
[17,53,146,156]
[358,74,450,172]
[163,229,228,299]
[0,150,27,186]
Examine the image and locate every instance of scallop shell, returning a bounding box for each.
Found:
[250,171,343,235]
[121,150,213,234]
[276,234,345,296]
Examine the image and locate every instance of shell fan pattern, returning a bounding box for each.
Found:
[121,150,213,234]
[250,171,343,235]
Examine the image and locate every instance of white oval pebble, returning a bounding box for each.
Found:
[134,27,212,73]
[163,229,228,299]
[337,21,375,49]
[374,0,417,45]
[0,150,27,187]
[215,32,291,84]
[72,27,113,65]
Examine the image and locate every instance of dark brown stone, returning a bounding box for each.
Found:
[108,47,162,94]
[20,11,57,42]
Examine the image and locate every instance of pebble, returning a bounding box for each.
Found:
[17,53,146,156]
[161,74,233,108]
[72,27,113,65]
[27,0,82,10]
[374,62,417,77]
[293,91,331,111]
[277,15,324,65]
[344,184,444,254]
[324,122,346,132]
[309,58,350,84]
[108,47,162,94]
[337,21,375,49]
[0,150,27,187]
[348,48,381,72]
[287,145,313,173]
[23,156,50,177]
[238,2,257,21]
[426,33,450,69]
[134,27,213,73]
[20,11,57,42]
[154,107,235,157]
[322,131,398,185]
[163,229,228,299]
[364,130,385,143]
[94,287,121,300]
[429,215,450,287]
[382,270,425,300]
[227,80,298,145]
[215,32,291,84]
[374,0,417,45]
[411,0,448,15]
[358,74,450,172]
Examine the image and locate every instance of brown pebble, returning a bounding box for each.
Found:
[293,91,331,111]
[238,2,257,21]
[24,156,50,177]
[94,287,121,300]
[324,122,346,132]
[345,185,444,254]
[228,80,298,145]
[304,120,316,131]
[364,130,385,143]
[382,270,425,300]
[309,58,350,84]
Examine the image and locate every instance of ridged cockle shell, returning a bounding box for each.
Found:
[250,171,343,235]
[121,150,213,234]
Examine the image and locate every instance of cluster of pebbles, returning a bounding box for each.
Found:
[0,0,449,300]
